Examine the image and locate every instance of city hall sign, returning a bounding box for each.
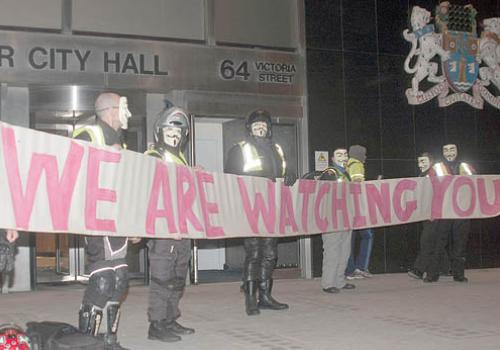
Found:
[403,2,499,110]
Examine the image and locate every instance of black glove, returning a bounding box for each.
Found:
[0,240,15,273]
[284,172,297,187]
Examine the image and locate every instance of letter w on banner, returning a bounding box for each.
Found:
[0,122,499,239]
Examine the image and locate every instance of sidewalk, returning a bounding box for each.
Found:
[1,269,500,350]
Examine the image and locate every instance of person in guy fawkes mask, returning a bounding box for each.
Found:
[319,148,356,294]
[73,92,132,350]
[144,106,195,343]
[425,143,475,283]
[225,109,296,316]
[408,152,443,280]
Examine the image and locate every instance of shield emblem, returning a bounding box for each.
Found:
[442,30,479,93]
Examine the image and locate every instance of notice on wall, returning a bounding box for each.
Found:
[315,151,329,171]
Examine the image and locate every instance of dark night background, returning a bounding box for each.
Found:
[305,0,500,276]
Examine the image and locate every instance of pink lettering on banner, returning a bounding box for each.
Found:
[365,183,391,225]
[279,184,298,234]
[298,179,316,232]
[85,147,121,232]
[196,170,224,237]
[430,176,453,219]
[237,177,276,234]
[331,182,349,230]
[145,161,177,235]
[452,177,476,217]
[350,183,366,228]
[314,182,330,231]
[477,178,500,216]
[2,127,84,230]
[176,166,203,234]
[393,179,417,222]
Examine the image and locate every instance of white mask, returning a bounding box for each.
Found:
[332,149,348,167]
[442,144,457,162]
[118,96,132,130]
[417,156,431,173]
[251,121,268,138]
[163,126,182,148]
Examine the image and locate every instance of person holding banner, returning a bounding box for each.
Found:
[0,229,19,274]
[408,152,439,280]
[225,109,296,316]
[345,145,374,280]
[426,143,476,283]
[320,148,355,293]
[144,106,195,343]
[73,92,132,350]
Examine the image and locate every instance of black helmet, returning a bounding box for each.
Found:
[245,109,272,137]
[154,107,190,146]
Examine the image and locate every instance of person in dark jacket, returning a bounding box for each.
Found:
[144,106,195,343]
[73,92,132,350]
[225,109,296,316]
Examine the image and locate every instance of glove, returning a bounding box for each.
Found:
[284,172,297,187]
[0,240,15,273]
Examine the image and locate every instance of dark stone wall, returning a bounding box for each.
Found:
[305,0,500,276]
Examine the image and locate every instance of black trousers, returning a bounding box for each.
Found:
[147,239,191,323]
[243,237,278,281]
[427,219,470,278]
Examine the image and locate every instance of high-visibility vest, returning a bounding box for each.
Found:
[73,124,127,149]
[73,125,106,146]
[238,141,286,177]
[145,148,187,166]
[432,162,474,176]
[346,157,365,182]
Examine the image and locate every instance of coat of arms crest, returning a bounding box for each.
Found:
[403,2,499,110]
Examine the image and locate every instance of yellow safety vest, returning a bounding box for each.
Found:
[73,124,127,149]
[346,157,365,182]
[432,162,474,176]
[145,149,187,166]
[73,125,106,146]
[238,141,286,177]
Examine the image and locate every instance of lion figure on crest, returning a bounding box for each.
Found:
[403,6,450,94]
[479,17,500,93]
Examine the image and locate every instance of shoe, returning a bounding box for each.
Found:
[354,269,372,278]
[408,269,423,280]
[342,283,356,290]
[257,279,289,310]
[322,287,340,294]
[102,334,130,350]
[165,320,195,335]
[423,275,439,283]
[346,274,363,280]
[243,280,260,316]
[453,276,468,282]
[148,321,181,343]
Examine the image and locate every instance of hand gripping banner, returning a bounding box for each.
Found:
[0,122,499,239]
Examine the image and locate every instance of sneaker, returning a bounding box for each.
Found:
[346,274,363,280]
[408,269,423,280]
[354,269,372,278]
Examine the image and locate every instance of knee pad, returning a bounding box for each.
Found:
[111,267,129,302]
[83,270,116,308]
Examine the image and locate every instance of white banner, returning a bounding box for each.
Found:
[0,122,499,239]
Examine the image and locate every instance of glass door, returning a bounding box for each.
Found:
[192,115,301,283]
[29,85,148,284]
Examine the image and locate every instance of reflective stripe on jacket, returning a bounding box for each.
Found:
[238,141,286,177]
[73,125,106,146]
